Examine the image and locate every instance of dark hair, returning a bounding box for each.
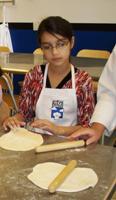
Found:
[38,16,73,44]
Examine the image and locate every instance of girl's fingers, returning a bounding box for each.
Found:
[3,117,26,131]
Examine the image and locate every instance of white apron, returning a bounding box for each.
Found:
[35,64,78,126]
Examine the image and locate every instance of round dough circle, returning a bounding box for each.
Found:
[28,162,98,192]
[0,127,43,151]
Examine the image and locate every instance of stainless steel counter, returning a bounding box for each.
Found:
[0,130,115,200]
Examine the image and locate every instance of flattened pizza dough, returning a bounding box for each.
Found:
[0,127,43,151]
[28,162,98,192]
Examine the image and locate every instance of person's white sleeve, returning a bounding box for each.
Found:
[91,45,116,136]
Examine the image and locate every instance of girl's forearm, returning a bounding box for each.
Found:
[58,125,81,136]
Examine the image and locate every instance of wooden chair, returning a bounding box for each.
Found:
[0,46,10,53]
[33,48,43,55]
[0,73,19,114]
[77,49,110,104]
[77,49,110,59]
[33,48,44,65]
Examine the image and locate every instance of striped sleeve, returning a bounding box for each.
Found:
[75,70,95,126]
[18,65,43,121]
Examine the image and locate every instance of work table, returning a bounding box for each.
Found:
[0,130,115,200]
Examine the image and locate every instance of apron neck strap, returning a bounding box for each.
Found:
[43,63,49,88]
[71,64,76,89]
[43,63,75,89]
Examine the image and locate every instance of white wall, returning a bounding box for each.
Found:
[0,0,116,25]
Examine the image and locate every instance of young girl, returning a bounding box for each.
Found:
[3,16,94,136]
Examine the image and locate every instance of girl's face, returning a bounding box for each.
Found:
[40,32,74,67]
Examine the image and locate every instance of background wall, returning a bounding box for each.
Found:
[0,0,116,24]
[0,0,116,55]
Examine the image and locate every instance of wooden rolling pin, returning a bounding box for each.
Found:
[35,140,85,153]
[48,160,77,193]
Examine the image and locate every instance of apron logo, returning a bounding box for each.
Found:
[51,100,64,119]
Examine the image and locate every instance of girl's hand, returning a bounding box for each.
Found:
[31,119,64,135]
[3,116,25,131]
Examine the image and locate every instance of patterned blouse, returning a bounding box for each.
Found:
[19,65,95,127]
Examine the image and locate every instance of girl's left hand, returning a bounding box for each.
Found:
[30,119,64,135]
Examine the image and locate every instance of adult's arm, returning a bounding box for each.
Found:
[91,44,116,136]
[68,45,116,144]
[68,122,105,145]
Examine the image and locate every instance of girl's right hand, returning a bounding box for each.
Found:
[3,116,26,131]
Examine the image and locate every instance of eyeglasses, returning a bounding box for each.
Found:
[41,40,69,52]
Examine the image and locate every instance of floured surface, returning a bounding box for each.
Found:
[28,162,98,192]
[0,127,43,151]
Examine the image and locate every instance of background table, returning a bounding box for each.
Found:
[71,56,107,80]
[1,53,107,80]
[0,129,115,200]
[1,53,36,74]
